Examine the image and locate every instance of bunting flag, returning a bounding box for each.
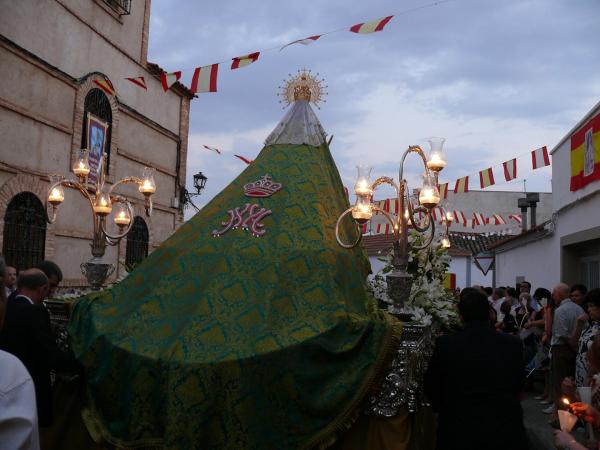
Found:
[570,113,600,191]
[160,71,182,92]
[234,154,253,165]
[491,213,506,225]
[438,182,448,199]
[503,158,517,181]
[349,16,394,34]
[280,35,321,51]
[191,64,219,93]
[473,212,486,226]
[93,78,116,96]
[531,146,550,170]
[125,77,147,90]
[454,176,469,193]
[231,52,260,70]
[479,167,495,188]
[202,145,221,155]
[509,214,522,224]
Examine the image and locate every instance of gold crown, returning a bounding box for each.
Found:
[244,174,283,198]
[278,69,327,108]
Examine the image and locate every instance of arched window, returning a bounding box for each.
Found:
[81,87,112,174]
[2,192,47,271]
[125,216,149,268]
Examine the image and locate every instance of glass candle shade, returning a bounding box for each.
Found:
[419,173,440,208]
[426,137,446,171]
[114,204,131,227]
[48,175,65,206]
[93,193,112,216]
[48,187,65,205]
[73,149,90,177]
[354,165,373,196]
[352,195,373,223]
[139,167,156,195]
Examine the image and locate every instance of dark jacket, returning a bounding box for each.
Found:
[0,295,77,426]
[424,321,528,450]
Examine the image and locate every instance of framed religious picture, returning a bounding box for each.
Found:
[86,114,109,186]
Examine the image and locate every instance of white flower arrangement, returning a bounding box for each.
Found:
[368,230,459,328]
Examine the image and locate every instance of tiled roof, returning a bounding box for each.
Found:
[146,62,195,99]
[449,231,511,255]
[361,234,471,258]
[487,221,552,251]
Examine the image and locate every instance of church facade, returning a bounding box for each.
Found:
[0,0,194,287]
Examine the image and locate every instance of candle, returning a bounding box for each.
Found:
[419,188,440,207]
[441,236,451,248]
[446,211,453,222]
[114,210,130,226]
[352,204,372,222]
[139,179,156,194]
[48,187,64,204]
[93,195,112,215]
[73,160,90,176]
[427,153,446,170]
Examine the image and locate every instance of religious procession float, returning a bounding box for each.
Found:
[48,71,457,450]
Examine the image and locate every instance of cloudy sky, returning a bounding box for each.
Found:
[147,0,600,215]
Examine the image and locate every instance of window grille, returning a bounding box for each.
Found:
[102,0,131,15]
[125,216,149,268]
[2,192,47,271]
[81,88,112,174]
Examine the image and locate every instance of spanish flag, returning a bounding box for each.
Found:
[349,16,394,33]
[479,167,495,188]
[571,113,600,191]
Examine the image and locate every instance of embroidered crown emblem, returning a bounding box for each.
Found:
[244,174,282,198]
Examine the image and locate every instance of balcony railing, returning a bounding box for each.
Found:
[103,0,131,15]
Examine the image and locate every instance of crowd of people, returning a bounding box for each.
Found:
[2,253,600,450]
[0,256,77,450]
[430,281,600,449]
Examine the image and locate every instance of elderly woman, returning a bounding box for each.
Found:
[570,289,600,387]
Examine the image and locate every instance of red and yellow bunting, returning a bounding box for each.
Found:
[160,71,182,92]
[191,64,219,93]
[503,158,517,181]
[438,182,448,199]
[93,78,116,96]
[479,167,495,188]
[454,176,469,194]
[570,113,600,191]
[531,146,550,170]
[231,52,260,70]
[350,16,394,33]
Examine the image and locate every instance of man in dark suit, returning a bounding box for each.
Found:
[425,290,528,450]
[0,269,76,427]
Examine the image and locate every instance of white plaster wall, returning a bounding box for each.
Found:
[448,256,493,289]
[495,236,559,291]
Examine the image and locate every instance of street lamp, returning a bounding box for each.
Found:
[335,137,447,315]
[193,172,208,194]
[180,171,208,212]
[46,149,156,288]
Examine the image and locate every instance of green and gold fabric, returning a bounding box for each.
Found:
[70,103,400,449]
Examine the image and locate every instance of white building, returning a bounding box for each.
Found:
[493,100,600,291]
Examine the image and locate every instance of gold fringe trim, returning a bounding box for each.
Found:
[302,315,404,450]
